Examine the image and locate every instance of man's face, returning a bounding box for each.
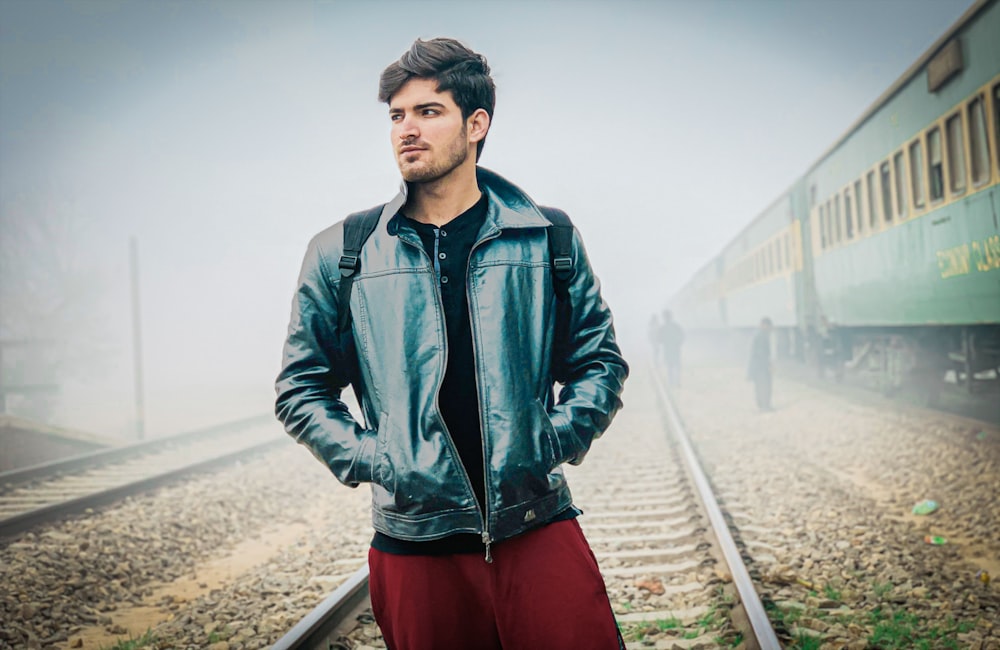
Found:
[389,78,472,184]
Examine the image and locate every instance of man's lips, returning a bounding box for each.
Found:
[400,146,425,154]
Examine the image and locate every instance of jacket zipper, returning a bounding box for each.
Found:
[397,228,489,555]
[467,225,502,563]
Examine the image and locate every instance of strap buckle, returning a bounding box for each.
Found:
[553,256,573,277]
[339,254,359,277]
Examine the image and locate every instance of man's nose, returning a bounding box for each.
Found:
[397,115,418,140]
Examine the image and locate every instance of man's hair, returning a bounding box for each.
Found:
[379,38,496,161]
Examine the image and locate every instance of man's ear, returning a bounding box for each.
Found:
[468,108,490,144]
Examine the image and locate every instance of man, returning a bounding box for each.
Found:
[276,38,628,649]
[659,309,684,387]
[747,317,773,411]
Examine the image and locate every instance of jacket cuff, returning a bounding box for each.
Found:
[549,412,578,466]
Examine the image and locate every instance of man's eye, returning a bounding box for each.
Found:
[390,114,402,121]
[422,109,439,116]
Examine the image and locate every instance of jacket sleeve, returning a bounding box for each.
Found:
[549,226,629,466]
[274,234,376,487]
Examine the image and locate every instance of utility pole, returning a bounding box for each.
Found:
[0,343,5,413]
[130,237,145,440]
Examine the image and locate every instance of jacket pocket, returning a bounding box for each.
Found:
[373,411,395,492]
[532,399,559,471]
[493,400,560,508]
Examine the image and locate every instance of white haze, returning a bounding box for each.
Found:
[0,0,974,438]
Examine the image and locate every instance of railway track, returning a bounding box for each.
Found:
[6,367,992,648]
[0,414,285,539]
[272,370,781,650]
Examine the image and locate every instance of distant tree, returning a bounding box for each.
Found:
[0,189,110,421]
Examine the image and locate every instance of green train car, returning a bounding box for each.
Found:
[671,0,1000,397]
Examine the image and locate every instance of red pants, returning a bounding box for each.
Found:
[368,518,624,649]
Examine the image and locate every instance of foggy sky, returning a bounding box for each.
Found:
[0,0,976,437]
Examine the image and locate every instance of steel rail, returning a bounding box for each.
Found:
[0,414,274,486]
[0,435,289,539]
[650,368,782,650]
[271,565,370,650]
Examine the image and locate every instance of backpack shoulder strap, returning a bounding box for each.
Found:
[337,204,384,334]
[539,206,574,298]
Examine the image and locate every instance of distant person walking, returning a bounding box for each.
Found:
[660,309,684,387]
[747,317,773,411]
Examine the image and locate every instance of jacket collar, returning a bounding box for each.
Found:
[383,166,550,235]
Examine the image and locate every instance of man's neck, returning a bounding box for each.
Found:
[404,163,482,227]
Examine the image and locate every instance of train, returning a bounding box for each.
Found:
[669,0,1000,400]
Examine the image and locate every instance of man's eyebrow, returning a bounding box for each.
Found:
[389,102,447,113]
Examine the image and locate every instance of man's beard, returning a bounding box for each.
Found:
[400,125,469,184]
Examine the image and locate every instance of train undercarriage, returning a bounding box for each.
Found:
[802,324,1000,411]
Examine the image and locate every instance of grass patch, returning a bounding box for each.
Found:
[655,617,682,631]
[823,584,842,601]
[765,585,980,650]
[872,581,893,599]
[99,629,158,650]
[766,600,805,627]
[696,606,724,629]
[716,631,744,647]
[207,627,230,643]
[619,617,683,643]
[795,633,823,650]
[620,610,728,644]
[867,608,977,649]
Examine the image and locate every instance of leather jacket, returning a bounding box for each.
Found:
[275,167,628,548]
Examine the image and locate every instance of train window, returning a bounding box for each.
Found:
[893,151,907,218]
[785,233,791,267]
[819,205,827,249]
[775,240,782,271]
[928,127,944,201]
[994,83,1000,170]
[866,171,877,229]
[968,95,990,185]
[880,161,893,223]
[844,190,853,239]
[826,199,834,247]
[945,112,966,194]
[909,139,926,209]
[833,195,842,243]
[854,180,864,235]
